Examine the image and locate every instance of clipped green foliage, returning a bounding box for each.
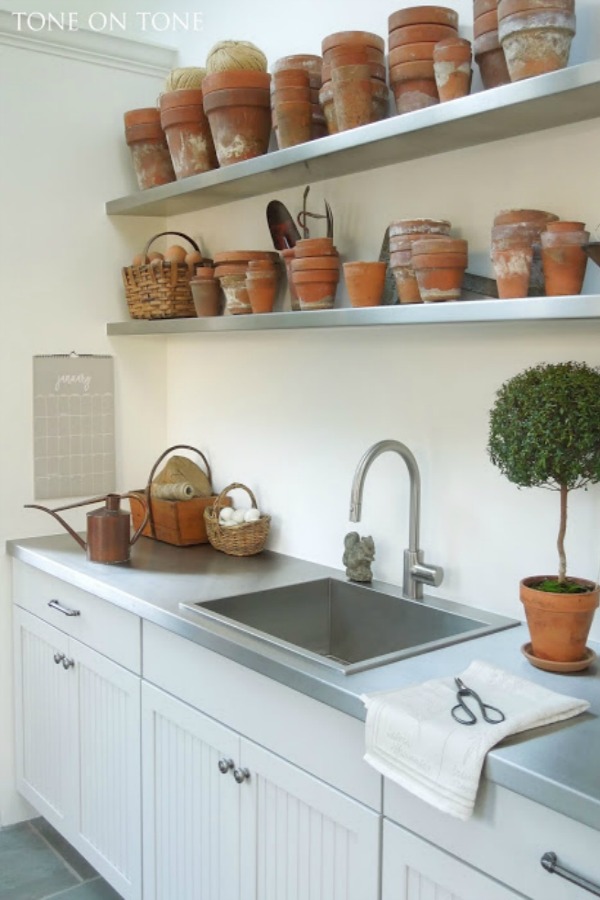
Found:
[488,362,600,491]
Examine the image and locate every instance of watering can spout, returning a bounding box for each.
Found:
[24,503,89,551]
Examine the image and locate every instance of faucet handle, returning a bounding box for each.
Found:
[404,549,444,599]
[412,561,444,587]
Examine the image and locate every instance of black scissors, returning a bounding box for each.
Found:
[451,677,506,726]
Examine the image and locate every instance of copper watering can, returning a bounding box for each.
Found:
[25,493,149,564]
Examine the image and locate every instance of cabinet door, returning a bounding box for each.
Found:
[382,819,521,900]
[239,739,380,900]
[142,683,241,900]
[13,607,75,830]
[74,640,141,900]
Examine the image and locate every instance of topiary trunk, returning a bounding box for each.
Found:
[558,484,568,583]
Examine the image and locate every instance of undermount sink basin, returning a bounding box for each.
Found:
[180,578,517,675]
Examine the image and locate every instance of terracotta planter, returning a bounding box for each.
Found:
[275,100,312,148]
[217,272,252,314]
[332,64,373,130]
[392,78,439,114]
[272,69,311,90]
[322,31,386,55]
[474,9,499,38]
[491,243,533,298]
[203,88,271,166]
[292,269,340,310]
[494,208,558,227]
[295,237,336,257]
[291,256,340,272]
[190,278,222,316]
[388,6,459,30]
[541,227,590,296]
[343,261,387,307]
[474,0,499,17]
[124,108,175,190]
[498,9,576,81]
[273,55,323,78]
[246,270,277,313]
[389,42,438,65]
[392,265,423,303]
[545,220,586,233]
[412,251,468,268]
[389,24,458,50]
[318,82,338,134]
[498,0,575,19]
[272,85,311,103]
[323,59,386,84]
[412,237,467,255]
[389,218,451,237]
[281,248,301,310]
[520,576,599,663]
[159,94,218,179]
[390,60,436,81]
[413,263,466,301]
[433,37,473,101]
[473,32,511,88]
[202,70,271,93]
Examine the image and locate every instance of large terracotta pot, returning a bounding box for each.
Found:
[498,7,576,81]
[520,576,599,662]
[203,87,271,166]
[541,226,590,296]
[160,90,218,179]
[124,107,175,190]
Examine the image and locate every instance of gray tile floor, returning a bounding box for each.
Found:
[0,818,121,900]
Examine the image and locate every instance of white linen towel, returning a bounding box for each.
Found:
[361,659,589,820]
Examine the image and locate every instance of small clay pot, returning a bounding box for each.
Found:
[272,85,311,104]
[275,100,312,149]
[291,256,340,272]
[474,9,499,38]
[392,266,423,303]
[389,23,458,50]
[433,37,473,101]
[246,270,278,313]
[213,250,278,265]
[498,8,576,81]
[388,6,459,30]
[392,78,439,114]
[520,576,599,663]
[474,0,499,17]
[190,278,222,316]
[217,272,252,314]
[389,42,438,65]
[295,238,337,257]
[473,32,511,88]
[324,59,386,83]
[412,237,467,255]
[281,247,301,310]
[193,266,217,280]
[273,55,323,78]
[160,96,218,179]
[202,70,271,94]
[332,63,372,130]
[412,251,468,268]
[545,220,586,233]
[343,261,387,307]
[498,0,575,20]
[413,261,467,301]
[272,69,311,90]
[541,228,590,295]
[322,31,386,55]
[318,82,338,134]
[390,60,436,82]
[292,269,340,310]
[491,243,533,298]
[124,108,175,190]
[389,218,451,237]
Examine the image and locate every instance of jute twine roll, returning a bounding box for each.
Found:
[206,40,268,73]
[164,67,207,91]
[153,455,212,498]
[151,482,195,501]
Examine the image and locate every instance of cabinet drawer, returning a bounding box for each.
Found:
[143,620,381,811]
[13,561,141,673]
[385,777,600,900]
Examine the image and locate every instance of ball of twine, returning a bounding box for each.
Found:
[206,40,268,73]
[164,67,207,91]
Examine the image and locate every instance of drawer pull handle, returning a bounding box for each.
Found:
[53,652,65,665]
[62,657,75,670]
[218,758,234,774]
[48,599,81,617]
[541,852,600,896]
[233,767,250,784]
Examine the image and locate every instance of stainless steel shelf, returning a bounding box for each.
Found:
[106,61,600,218]
[106,295,600,335]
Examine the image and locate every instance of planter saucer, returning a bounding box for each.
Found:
[521,642,596,673]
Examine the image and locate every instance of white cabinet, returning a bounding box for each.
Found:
[142,681,380,900]
[13,565,142,900]
[382,819,521,900]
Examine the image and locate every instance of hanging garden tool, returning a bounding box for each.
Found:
[296,186,334,239]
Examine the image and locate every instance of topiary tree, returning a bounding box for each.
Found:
[488,361,600,591]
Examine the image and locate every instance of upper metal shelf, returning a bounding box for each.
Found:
[106,61,600,218]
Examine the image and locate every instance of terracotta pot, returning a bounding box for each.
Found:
[474,9,499,38]
[388,6,459,30]
[332,64,373,130]
[160,101,218,179]
[324,59,387,84]
[433,37,473,101]
[498,0,575,19]
[213,250,278,265]
[281,248,301,310]
[275,100,312,148]
[192,266,216,279]
[389,24,458,50]
[214,263,248,278]
[392,78,439,113]
[292,268,340,310]
[392,266,423,303]
[494,208,558,227]
[124,108,175,190]
[390,60,436,81]
[295,238,336,257]
[541,228,590,295]
[498,9,576,81]
[474,0,499,17]
[371,81,390,122]
[389,42,438,65]
[272,69,311,90]
[318,82,338,134]
[273,55,323,78]
[520,576,599,663]
[271,85,311,104]
[389,218,451,237]
[413,261,466,301]
[412,251,468,267]
[217,272,252,314]
[474,39,511,88]
[545,220,586,233]
[247,259,275,271]
[190,278,222,316]
[491,222,541,247]
[412,237,467,255]
[491,243,533,298]
[202,70,271,94]
[246,271,277,313]
[343,261,387,306]
[203,88,271,166]
[322,31,386,55]
[291,256,340,272]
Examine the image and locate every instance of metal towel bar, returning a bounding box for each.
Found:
[541,852,600,896]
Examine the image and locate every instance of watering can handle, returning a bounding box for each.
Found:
[124,493,149,545]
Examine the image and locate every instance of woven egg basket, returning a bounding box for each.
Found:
[122,230,199,319]
[204,483,270,556]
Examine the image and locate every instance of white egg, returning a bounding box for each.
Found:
[232,509,246,524]
[219,508,234,523]
[244,508,261,522]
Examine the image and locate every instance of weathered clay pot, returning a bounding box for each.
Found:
[272,69,311,90]
[391,76,439,113]
[390,60,436,81]
[390,218,451,237]
[494,208,558,227]
[498,8,576,81]
[412,237,468,301]
[295,237,337,257]
[190,277,222,316]
[281,248,301,310]
[203,87,271,166]
[474,9,499,38]
[323,58,386,84]
[412,251,468,268]
[520,576,599,663]
[275,99,312,148]
[273,55,323,78]
[343,261,387,307]
[202,70,271,93]
[499,0,574,19]
[412,237,467,256]
[292,269,340,310]
[246,269,277,313]
[545,220,586,233]
[389,42,438,65]
[322,31,385,56]
[473,31,511,88]
[474,0,499,17]
[217,272,252,314]
[388,6,459,30]
[124,108,175,190]
[291,256,340,272]
[332,63,372,130]
[491,243,534,298]
[433,37,473,101]
[389,23,458,50]
[160,91,218,179]
[541,226,590,295]
[318,81,338,134]
[272,85,311,103]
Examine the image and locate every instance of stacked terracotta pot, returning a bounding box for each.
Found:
[124,108,175,190]
[388,218,452,303]
[289,238,340,310]
[159,89,218,180]
[190,267,222,316]
[541,221,590,296]
[213,250,280,314]
[387,6,458,114]
[320,31,388,133]
[433,36,473,101]
[202,71,272,167]
[473,0,511,89]
[272,55,326,146]
[490,209,558,298]
[498,0,576,82]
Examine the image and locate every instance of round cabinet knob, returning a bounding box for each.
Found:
[218,758,234,774]
[62,657,75,670]
[233,767,250,784]
[53,652,65,664]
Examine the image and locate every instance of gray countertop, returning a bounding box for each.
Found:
[7,534,600,832]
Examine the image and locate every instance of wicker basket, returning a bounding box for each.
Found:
[122,231,200,319]
[130,444,227,546]
[204,483,270,557]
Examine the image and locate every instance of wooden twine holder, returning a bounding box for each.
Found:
[122,231,200,319]
[204,482,271,556]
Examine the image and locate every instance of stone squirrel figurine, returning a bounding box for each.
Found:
[343,531,375,583]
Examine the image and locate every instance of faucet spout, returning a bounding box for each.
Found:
[349,439,443,600]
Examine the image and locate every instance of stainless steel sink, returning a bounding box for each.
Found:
[180,578,517,675]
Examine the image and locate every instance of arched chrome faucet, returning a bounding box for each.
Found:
[349,439,444,600]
